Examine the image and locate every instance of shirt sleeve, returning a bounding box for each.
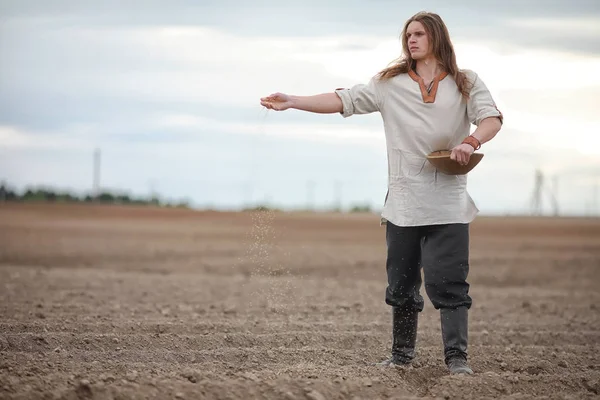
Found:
[334,76,383,118]
[465,70,503,126]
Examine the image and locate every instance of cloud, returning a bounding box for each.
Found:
[0,24,368,118]
[506,16,600,34]
[2,0,598,55]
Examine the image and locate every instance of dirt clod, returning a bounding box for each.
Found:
[306,390,326,400]
[75,380,92,398]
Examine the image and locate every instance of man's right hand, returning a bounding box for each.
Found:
[260,92,293,111]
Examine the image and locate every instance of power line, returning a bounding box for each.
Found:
[529,169,559,216]
[93,148,101,198]
[306,180,315,210]
[333,180,342,211]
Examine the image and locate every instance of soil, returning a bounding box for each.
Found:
[0,203,599,400]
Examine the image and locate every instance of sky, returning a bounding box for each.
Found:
[1,0,599,216]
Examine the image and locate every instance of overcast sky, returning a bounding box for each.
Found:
[1,0,599,216]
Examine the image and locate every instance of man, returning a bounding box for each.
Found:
[260,11,503,375]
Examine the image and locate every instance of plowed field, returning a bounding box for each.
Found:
[1,203,599,399]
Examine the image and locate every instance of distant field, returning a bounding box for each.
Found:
[1,203,599,399]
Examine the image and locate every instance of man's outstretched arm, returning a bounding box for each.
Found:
[260,92,342,113]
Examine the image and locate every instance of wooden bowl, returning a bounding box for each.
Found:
[426,150,484,175]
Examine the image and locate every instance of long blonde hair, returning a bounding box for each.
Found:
[378,11,472,100]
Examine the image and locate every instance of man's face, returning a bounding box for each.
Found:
[406,21,430,60]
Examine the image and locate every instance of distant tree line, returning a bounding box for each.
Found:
[0,182,190,208]
[0,182,375,213]
[242,203,373,213]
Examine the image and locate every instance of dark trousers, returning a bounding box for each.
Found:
[385,221,472,311]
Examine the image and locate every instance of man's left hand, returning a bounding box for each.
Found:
[450,144,475,166]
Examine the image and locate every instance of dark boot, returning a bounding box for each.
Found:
[377,306,418,366]
[440,306,473,374]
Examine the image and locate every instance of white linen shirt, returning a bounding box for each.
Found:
[334,69,502,227]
